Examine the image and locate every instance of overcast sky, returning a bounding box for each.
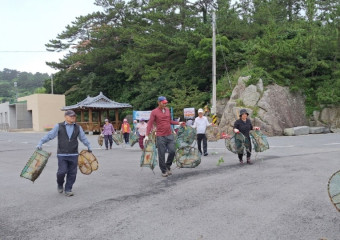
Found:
[0,0,101,74]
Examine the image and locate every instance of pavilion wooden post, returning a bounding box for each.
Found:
[89,108,93,133]
[81,110,84,122]
[115,109,119,130]
[106,110,110,120]
[98,110,102,124]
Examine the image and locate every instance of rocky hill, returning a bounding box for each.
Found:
[218,76,308,136]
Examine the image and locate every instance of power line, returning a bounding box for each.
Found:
[0,51,56,53]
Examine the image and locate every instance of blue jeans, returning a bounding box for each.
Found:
[57,155,78,192]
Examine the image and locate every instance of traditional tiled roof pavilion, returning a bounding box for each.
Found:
[62,92,132,132]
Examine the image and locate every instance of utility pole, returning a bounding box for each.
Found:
[14,81,18,101]
[51,74,54,94]
[211,12,216,115]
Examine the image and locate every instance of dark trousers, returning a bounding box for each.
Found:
[238,141,252,161]
[139,135,145,149]
[104,134,113,149]
[123,133,129,144]
[156,135,176,173]
[197,134,207,154]
[57,155,78,192]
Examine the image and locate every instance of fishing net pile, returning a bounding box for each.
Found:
[249,130,269,152]
[225,133,249,154]
[112,132,123,145]
[174,126,201,168]
[226,130,269,155]
[129,131,139,147]
[328,170,340,212]
[175,146,201,168]
[206,125,221,142]
[175,126,196,149]
[78,150,99,175]
[20,149,51,182]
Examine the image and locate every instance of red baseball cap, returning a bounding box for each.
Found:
[158,96,168,104]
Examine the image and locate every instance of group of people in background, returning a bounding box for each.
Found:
[35,95,261,196]
[101,117,148,150]
[101,98,260,164]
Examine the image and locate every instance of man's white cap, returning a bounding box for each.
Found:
[198,108,204,113]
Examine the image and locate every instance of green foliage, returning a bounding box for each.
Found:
[34,87,47,94]
[251,106,259,118]
[236,99,245,107]
[216,157,224,166]
[169,86,210,119]
[0,68,49,103]
[42,0,340,115]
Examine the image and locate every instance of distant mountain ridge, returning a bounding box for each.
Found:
[0,68,49,103]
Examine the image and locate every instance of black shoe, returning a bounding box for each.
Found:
[204,152,208,156]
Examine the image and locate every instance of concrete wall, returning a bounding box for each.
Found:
[18,94,65,131]
[16,102,32,129]
[0,102,10,130]
[0,102,10,124]
[9,105,17,129]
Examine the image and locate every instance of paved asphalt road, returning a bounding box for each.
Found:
[0,131,339,240]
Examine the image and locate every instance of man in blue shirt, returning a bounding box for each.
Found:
[37,110,92,197]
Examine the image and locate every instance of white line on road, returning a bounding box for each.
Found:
[270,145,295,148]
[21,142,29,144]
[322,143,340,145]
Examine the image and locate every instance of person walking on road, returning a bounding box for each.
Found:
[233,109,260,164]
[192,108,212,156]
[102,119,115,150]
[36,110,92,197]
[121,119,131,145]
[136,119,147,150]
[144,96,183,177]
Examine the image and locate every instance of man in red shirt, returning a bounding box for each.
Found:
[144,96,183,177]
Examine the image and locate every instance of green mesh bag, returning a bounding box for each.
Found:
[225,133,249,154]
[20,149,51,182]
[328,170,340,212]
[250,130,269,152]
[112,132,123,145]
[129,131,139,147]
[206,125,221,142]
[175,126,196,149]
[140,135,158,171]
[175,146,201,168]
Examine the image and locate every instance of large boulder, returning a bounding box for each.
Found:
[309,127,326,134]
[241,85,260,107]
[219,76,308,136]
[283,128,294,136]
[293,126,310,135]
[319,107,340,128]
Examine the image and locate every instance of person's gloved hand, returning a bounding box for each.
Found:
[254,127,260,130]
[179,122,186,127]
[88,149,92,153]
[234,129,240,134]
[143,136,149,145]
[36,145,42,150]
